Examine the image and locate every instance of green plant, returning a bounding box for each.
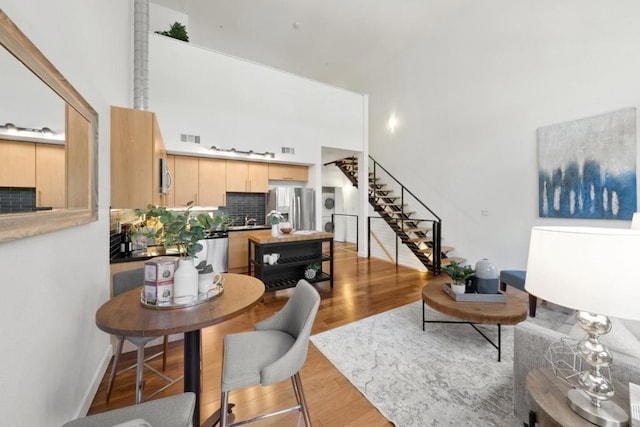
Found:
[135,202,227,258]
[155,21,189,42]
[266,210,284,225]
[442,261,474,285]
[306,262,321,272]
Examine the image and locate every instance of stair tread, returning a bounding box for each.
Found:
[404,227,432,233]
[419,246,454,254]
[408,237,433,243]
[376,203,406,206]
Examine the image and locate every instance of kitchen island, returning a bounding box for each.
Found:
[247,230,334,291]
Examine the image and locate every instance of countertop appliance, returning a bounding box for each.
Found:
[267,187,316,231]
[195,230,229,273]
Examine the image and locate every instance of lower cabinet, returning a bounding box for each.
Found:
[228,230,253,272]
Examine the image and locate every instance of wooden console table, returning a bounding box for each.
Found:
[247,231,334,291]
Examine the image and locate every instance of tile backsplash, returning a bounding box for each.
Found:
[0,187,36,213]
[223,192,267,226]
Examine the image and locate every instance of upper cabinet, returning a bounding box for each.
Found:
[268,164,308,182]
[111,106,168,209]
[35,144,65,208]
[169,155,226,207]
[226,160,268,193]
[0,140,36,187]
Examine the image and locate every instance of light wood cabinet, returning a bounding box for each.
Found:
[0,140,36,187]
[35,144,65,208]
[268,163,308,182]
[110,106,168,208]
[173,155,199,207]
[66,104,90,209]
[170,156,227,207]
[198,157,226,205]
[228,230,253,272]
[226,160,269,193]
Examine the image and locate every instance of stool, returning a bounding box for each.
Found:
[499,270,537,317]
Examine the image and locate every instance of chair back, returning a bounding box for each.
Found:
[113,268,145,297]
[259,280,320,385]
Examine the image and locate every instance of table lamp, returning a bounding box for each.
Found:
[526,226,640,426]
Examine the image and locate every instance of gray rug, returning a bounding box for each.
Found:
[311,301,522,427]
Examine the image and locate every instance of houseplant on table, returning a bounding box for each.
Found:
[266,210,284,237]
[136,202,227,300]
[442,261,475,294]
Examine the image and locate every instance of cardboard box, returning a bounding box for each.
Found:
[144,257,177,303]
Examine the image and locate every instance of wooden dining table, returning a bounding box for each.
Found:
[95,273,265,427]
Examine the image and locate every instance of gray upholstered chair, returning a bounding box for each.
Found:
[219,279,320,427]
[62,392,196,427]
[107,268,182,404]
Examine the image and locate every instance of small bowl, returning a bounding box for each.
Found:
[280,227,293,234]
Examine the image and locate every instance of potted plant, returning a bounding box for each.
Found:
[442,261,474,294]
[266,210,284,236]
[304,262,321,280]
[155,21,189,42]
[136,202,227,300]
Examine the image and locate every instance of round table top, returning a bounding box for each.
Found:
[96,273,265,337]
[422,283,527,325]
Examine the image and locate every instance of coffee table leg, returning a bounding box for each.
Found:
[497,324,501,362]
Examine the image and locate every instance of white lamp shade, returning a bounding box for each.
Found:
[525,226,640,321]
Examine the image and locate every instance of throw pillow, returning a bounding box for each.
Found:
[569,317,640,359]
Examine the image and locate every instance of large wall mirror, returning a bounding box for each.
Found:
[0,9,98,243]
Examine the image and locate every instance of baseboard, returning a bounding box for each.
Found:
[75,344,112,419]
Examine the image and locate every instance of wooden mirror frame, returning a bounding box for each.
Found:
[0,10,98,243]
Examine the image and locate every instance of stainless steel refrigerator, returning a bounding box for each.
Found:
[267,187,316,230]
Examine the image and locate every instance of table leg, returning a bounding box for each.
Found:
[184,330,201,427]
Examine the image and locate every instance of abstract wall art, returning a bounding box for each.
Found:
[537,107,637,220]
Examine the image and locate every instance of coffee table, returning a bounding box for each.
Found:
[421,283,527,361]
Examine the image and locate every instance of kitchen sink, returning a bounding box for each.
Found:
[228,225,269,231]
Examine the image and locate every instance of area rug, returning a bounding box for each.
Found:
[310,301,522,426]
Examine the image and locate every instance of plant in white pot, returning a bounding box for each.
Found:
[442,261,475,294]
[266,210,284,236]
[136,202,226,301]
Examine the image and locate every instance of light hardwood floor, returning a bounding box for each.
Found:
[89,243,449,425]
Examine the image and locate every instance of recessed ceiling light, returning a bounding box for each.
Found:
[293,22,301,29]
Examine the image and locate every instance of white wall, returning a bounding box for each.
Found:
[356,0,640,271]
[147,34,366,164]
[0,1,130,425]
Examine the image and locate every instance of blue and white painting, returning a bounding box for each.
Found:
[538,107,637,220]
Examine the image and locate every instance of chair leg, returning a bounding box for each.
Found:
[135,344,145,404]
[162,336,169,371]
[220,391,229,427]
[292,373,311,427]
[500,281,507,292]
[106,337,124,402]
[529,295,537,317]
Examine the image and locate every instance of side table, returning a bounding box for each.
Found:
[526,367,630,427]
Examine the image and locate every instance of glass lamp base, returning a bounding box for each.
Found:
[567,389,629,427]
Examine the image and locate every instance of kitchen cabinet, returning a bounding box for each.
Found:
[247,231,334,291]
[268,163,308,182]
[228,230,253,272]
[0,140,36,187]
[110,106,168,208]
[226,160,268,193]
[198,157,226,205]
[170,156,226,207]
[35,143,65,208]
[172,155,199,207]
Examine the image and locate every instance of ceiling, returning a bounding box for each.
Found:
[151,0,440,89]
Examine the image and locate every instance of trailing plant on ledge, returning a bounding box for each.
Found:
[155,21,189,42]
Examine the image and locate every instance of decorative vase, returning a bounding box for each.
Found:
[173,258,199,302]
[271,224,279,237]
[475,259,499,294]
[451,282,466,294]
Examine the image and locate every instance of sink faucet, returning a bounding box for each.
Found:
[244,216,257,227]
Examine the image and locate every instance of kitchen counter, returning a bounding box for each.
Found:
[247,230,333,245]
[110,245,180,264]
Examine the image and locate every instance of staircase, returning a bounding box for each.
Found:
[329,156,464,274]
